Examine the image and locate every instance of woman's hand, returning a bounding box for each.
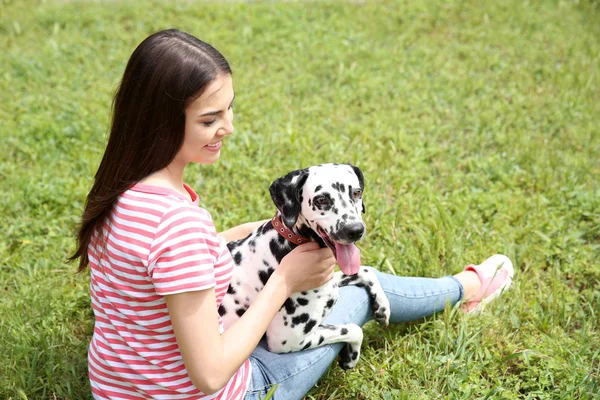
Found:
[274,242,337,295]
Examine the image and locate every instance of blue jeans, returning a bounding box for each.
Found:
[244,268,464,399]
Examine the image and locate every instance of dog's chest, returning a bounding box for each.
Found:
[220,228,286,328]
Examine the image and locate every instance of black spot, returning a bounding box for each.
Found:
[226,234,251,252]
[302,341,312,350]
[233,252,242,265]
[352,351,358,360]
[282,340,287,345]
[269,237,293,264]
[284,322,288,326]
[313,289,319,293]
[297,298,309,306]
[322,324,336,330]
[341,328,348,335]
[315,185,322,193]
[283,298,296,314]
[236,308,246,317]
[326,299,335,308]
[258,267,274,286]
[218,304,226,316]
[304,319,317,334]
[301,291,308,295]
[318,336,325,345]
[234,300,240,305]
[308,199,312,206]
[292,313,310,325]
[227,285,236,295]
[363,268,368,273]
[342,214,348,221]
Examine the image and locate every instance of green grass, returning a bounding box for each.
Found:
[1,0,599,398]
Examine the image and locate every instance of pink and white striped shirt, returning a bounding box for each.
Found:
[88,183,251,399]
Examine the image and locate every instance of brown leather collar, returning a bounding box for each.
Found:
[272,213,310,245]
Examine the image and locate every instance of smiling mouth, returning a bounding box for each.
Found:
[317,225,361,276]
[317,226,337,257]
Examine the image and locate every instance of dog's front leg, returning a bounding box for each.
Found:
[279,323,364,369]
[334,269,391,326]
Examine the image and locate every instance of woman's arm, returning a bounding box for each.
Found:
[165,242,335,394]
[218,219,270,242]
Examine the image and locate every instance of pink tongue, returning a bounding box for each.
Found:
[334,242,361,275]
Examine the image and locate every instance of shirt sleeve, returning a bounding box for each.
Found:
[148,204,221,296]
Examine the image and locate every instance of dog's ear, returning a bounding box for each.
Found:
[269,168,309,228]
[349,164,366,214]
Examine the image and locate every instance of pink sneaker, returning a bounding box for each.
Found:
[461,254,514,314]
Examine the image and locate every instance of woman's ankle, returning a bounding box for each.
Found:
[453,270,481,300]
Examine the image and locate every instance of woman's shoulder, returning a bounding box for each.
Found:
[122,183,213,224]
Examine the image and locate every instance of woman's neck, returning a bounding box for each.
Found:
[140,163,191,200]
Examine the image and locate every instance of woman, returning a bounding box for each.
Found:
[71,29,514,400]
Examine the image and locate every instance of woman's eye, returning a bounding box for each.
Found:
[203,120,216,127]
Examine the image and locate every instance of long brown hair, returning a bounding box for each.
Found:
[70,29,231,272]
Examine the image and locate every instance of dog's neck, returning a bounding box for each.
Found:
[291,215,328,249]
[272,213,310,245]
[272,213,327,250]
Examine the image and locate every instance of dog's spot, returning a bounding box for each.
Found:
[301,291,308,295]
[233,252,242,265]
[258,267,274,286]
[326,299,335,308]
[315,185,322,193]
[269,238,291,264]
[322,324,336,330]
[341,328,348,335]
[304,319,317,334]
[302,341,312,350]
[282,340,287,346]
[292,313,310,326]
[308,199,312,206]
[313,289,319,293]
[283,298,296,314]
[236,309,246,317]
[342,214,348,221]
[227,285,236,295]
[234,300,240,305]
[284,322,288,326]
[318,335,325,345]
[352,351,358,360]
[363,268,368,273]
[297,297,309,306]
[248,239,256,253]
[218,304,226,316]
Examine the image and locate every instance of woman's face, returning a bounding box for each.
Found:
[176,74,235,166]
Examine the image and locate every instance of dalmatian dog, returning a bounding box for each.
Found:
[219,163,390,369]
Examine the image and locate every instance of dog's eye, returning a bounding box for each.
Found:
[353,190,362,199]
[313,196,327,205]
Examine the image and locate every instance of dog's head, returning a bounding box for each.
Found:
[269,163,366,275]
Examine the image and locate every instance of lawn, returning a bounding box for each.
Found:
[1,0,599,398]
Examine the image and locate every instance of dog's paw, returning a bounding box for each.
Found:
[338,343,360,370]
[373,297,391,326]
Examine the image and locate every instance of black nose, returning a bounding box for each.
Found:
[343,223,365,241]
